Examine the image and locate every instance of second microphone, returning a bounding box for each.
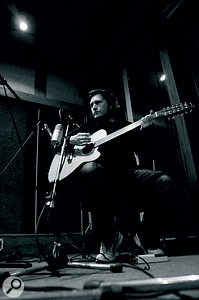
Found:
[51,124,63,148]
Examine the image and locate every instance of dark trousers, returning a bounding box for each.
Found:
[78,161,174,249]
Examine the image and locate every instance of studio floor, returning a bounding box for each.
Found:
[1,250,199,300]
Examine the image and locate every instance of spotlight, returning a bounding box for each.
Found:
[19,21,28,31]
[160,74,166,82]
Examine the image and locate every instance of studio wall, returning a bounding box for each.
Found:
[0,97,84,235]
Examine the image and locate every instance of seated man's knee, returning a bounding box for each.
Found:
[157,174,173,192]
[80,161,103,176]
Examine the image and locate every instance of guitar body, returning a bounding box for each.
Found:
[48,129,107,182]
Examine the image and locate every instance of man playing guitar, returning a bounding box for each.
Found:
[50,88,176,262]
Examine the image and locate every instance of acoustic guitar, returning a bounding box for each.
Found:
[48,102,194,183]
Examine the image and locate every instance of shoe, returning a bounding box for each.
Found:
[147,248,165,256]
[96,232,123,262]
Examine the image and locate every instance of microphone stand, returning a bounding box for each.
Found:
[38,121,123,275]
[45,121,70,267]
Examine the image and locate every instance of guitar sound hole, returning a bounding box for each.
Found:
[82,143,94,154]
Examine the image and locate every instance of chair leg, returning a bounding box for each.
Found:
[80,206,86,258]
[80,204,93,258]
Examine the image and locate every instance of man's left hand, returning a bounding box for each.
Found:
[140,110,154,130]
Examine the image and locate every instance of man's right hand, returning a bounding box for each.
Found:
[69,132,91,146]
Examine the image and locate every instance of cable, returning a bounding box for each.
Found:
[62,233,83,253]
[135,255,151,270]
[35,205,155,279]
[34,202,48,261]
[122,258,154,279]
[69,252,96,262]
[61,233,96,261]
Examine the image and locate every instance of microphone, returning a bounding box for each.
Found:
[67,262,123,273]
[51,124,63,147]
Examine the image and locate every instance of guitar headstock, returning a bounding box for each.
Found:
[157,102,195,119]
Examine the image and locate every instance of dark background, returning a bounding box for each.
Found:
[0,0,199,237]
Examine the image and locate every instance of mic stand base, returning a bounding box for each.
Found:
[0,243,123,285]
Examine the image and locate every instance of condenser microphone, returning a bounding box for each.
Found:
[51,124,63,147]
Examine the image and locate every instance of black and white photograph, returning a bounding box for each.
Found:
[0,0,199,299]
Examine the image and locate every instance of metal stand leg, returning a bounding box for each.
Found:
[80,203,93,259]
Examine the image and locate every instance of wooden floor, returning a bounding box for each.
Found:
[1,251,199,299]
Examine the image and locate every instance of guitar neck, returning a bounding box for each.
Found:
[93,102,193,148]
[95,118,143,147]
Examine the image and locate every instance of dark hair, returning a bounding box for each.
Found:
[88,88,116,108]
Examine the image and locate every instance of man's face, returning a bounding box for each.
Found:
[90,94,109,119]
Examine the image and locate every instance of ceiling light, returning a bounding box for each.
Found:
[160,74,166,81]
[19,21,28,31]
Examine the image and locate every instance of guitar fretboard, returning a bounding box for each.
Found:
[95,118,143,148]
